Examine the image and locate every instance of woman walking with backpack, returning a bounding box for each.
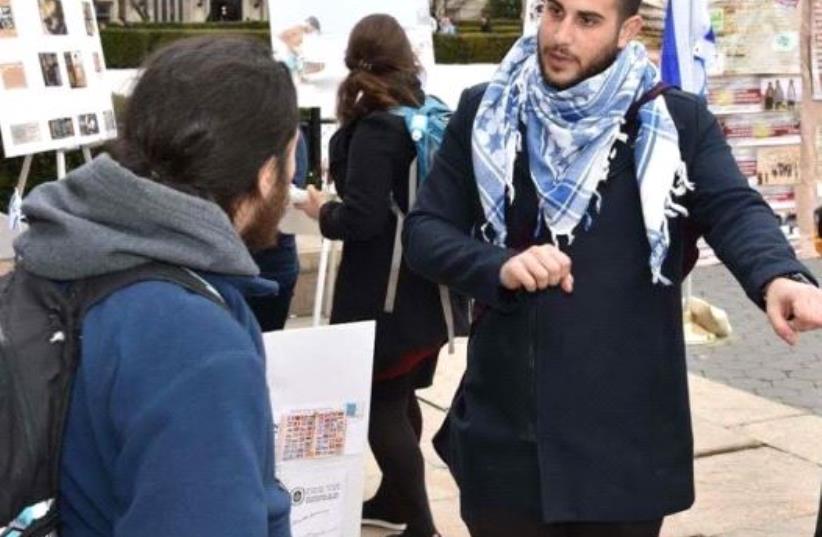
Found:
[297,14,452,537]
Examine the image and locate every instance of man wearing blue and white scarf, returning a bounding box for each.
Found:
[404,0,822,535]
[473,33,689,286]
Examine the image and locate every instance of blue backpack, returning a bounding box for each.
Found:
[384,95,458,353]
[391,95,452,188]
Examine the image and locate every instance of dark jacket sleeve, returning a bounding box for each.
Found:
[685,97,817,308]
[403,87,519,310]
[319,114,408,242]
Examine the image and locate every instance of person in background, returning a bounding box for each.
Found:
[402,0,822,535]
[480,14,493,33]
[297,14,449,537]
[247,132,308,331]
[276,16,322,80]
[439,16,457,35]
[14,36,298,537]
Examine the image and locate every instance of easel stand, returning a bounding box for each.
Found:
[8,146,94,232]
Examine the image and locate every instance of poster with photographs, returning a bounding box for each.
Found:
[708,0,801,76]
[0,0,115,158]
[813,0,822,100]
[268,0,434,118]
[0,0,17,37]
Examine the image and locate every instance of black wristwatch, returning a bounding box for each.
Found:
[780,272,815,286]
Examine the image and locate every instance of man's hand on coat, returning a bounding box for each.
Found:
[499,245,574,294]
[765,277,822,346]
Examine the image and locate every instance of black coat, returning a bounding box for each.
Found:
[320,111,449,375]
[403,84,816,523]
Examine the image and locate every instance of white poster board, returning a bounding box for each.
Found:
[0,0,116,158]
[524,0,544,36]
[0,212,16,259]
[264,321,375,537]
[268,0,435,119]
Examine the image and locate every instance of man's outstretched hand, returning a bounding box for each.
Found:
[499,245,574,294]
[765,277,822,346]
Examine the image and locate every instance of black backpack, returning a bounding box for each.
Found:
[0,263,225,537]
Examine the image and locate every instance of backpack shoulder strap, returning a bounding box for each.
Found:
[623,82,673,141]
[72,262,227,320]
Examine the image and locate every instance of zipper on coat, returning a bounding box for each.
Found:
[527,299,538,439]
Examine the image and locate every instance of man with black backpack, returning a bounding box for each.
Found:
[403,0,822,536]
[1,37,298,537]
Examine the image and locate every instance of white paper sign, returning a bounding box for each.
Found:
[0,0,116,158]
[264,321,375,537]
[278,465,347,537]
[0,212,18,259]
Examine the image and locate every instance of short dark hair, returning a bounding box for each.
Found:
[620,0,642,19]
[113,36,298,219]
[305,16,320,32]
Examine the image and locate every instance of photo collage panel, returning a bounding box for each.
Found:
[0,0,115,157]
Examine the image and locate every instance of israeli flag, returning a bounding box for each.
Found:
[660,0,716,96]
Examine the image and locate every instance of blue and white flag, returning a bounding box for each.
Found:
[661,0,716,96]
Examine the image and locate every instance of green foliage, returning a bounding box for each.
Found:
[486,0,522,19]
[100,27,271,68]
[433,32,520,64]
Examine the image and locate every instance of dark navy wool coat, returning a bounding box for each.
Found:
[403,84,815,523]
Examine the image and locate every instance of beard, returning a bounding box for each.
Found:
[539,39,621,91]
[240,170,290,253]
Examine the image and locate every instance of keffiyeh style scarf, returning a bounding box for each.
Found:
[472,35,693,285]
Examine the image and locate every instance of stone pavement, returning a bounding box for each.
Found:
[359,335,822,537]
[687,259,822,415]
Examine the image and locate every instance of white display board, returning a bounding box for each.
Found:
[0,212,16,259]
[0,0,116,158]
[264,321,375,537]
[524,0,544,36]
[269,0,435,119]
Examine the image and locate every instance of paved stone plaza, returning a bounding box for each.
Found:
[688,259,822,415]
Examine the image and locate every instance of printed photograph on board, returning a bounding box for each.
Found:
[48,117,74,139]
[39,0,67,35]
[10,122,42,145]
[64,51,87,88]
[102,109,116,132]
[0,62,27,90]
[78,112,99,135]
[38,53,62,87]
[92,51,103,73]
[82,2,95,36]
[0,0,17,37]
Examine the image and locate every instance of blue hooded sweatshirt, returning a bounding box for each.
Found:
[14,155,291,537]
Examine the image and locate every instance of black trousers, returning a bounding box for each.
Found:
[466,512,663,537]
[367,359,439,536]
